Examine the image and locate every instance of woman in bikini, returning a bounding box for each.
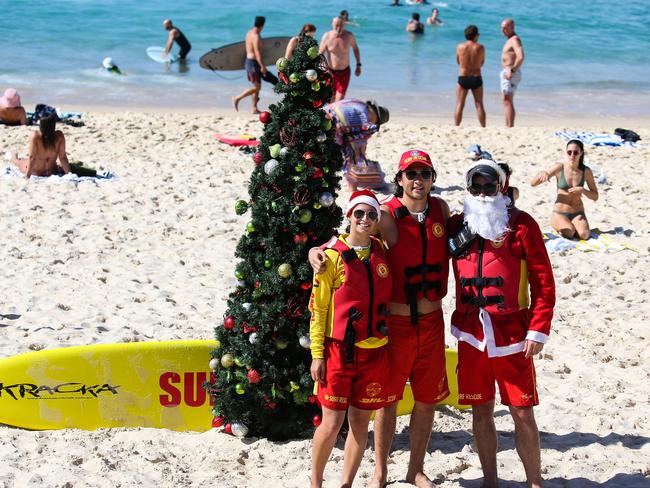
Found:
[13,115,71,178]
[531,139,598,239]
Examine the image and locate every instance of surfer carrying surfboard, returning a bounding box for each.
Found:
[163,19,191,60]
[233,16,267,114]
[448,160,555,488]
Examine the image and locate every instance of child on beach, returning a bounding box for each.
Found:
[531,139,598,239]
[308,190,393,488]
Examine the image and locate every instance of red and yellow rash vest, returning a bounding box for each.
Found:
[382,195,449,324]
[450,209,556,357]
[309,235,392,360]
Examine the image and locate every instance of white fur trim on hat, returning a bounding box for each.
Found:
[346,195,381,221]
[465,159,507,189]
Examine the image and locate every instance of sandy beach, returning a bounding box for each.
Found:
[0,111,649,487]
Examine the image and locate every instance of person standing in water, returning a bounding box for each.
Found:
[163,19,191,60]
[500,18,525,127]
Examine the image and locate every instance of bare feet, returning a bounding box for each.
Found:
[232,96,239,112]
[405,471,435,488]
[251,109,261,115]
[368,472,387,488]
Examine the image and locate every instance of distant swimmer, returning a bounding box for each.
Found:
[339,9,360,27]
[285,23,317,60]
[454,25,486,127]
[390,0,401,5]
[426,8,443,25]
[0,88,27,126]
[320,17,362,102]
[102,57,122,75]
[406,12,425,34]
[163,19,191,60]
[233,16,267,114]
[500,18,525,127]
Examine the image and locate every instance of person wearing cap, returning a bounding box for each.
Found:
[448,160,555,488]
[308,190,393,488]
[310,149,451,487]
[323,98,390,191]
[0,88,27,126]
[163,19,191,60]
[102,57,122,75]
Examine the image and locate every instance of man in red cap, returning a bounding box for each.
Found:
[310,149,450,487]
[448,159,555,487]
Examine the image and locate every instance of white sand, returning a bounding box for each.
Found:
[0,112,648,487]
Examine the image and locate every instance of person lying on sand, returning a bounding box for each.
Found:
[0,88,27,126]
[12,115,97,178]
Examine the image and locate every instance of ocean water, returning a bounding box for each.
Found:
[1,0,649,117]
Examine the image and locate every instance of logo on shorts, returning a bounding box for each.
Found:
[365,382,382,397]
[432,223,444,238]
[490,239,504,248]
[376,263,389,278]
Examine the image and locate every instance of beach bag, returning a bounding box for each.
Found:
[614,128,641,143]
[31,104,60,122]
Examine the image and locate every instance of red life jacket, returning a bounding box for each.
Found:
[383,196,449,324]
[452,209,530,315]
[326,237,392,361]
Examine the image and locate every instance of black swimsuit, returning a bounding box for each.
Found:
[175,29,191,59]
[458,76,483,90]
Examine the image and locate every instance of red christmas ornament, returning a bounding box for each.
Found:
[301,282,312,290]
[311,168,324,179]
[247,369,262,384]
[312,99,323,108]
[224,316,235,330]
[266,401,277,409]
[254,280,261,289]
[242,323,258,334]
[293,233,308,245]
[212,416,225,428]
[224,423,233,435]
[308,394,317,404]
[259,111,272,124]
[279,72,289,84]
[253,152,263,165]
[312,415,322,427]
[303,151,315,162]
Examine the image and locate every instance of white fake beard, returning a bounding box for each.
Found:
[463,194,510,241]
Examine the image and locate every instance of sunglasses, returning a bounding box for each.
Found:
[404,169,433,180]
[468,182,498,196]
[352,209,379,221]
[566,150,581,156]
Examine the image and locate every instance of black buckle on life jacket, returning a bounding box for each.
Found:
[394,206,410,219]
[460,277,503,288]
[404,263,442,277]
[376,319,388,336]
[340,249,358,264]
[460,295,504,307]
[404,280,442,325]
[344,307,363,363]
[377,303,389,317]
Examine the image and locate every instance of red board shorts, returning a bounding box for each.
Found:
[317,339,393,411]
[457,340,538,407]
[331,66,351,97]
[386,310,449,405]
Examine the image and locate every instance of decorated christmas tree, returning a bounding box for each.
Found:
[208,36,344,440]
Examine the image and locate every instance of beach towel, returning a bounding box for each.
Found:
[543,229,636,253]
[1,164,117,184]
[554,130,640,148]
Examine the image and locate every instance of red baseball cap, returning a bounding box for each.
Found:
[398,149,433,171]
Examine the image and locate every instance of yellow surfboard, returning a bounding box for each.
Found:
[0,340,466,432]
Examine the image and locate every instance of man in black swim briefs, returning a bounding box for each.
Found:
[455,25,486,127]
[163,19,191,60]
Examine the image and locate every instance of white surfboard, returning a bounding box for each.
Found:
[147,46,179,64]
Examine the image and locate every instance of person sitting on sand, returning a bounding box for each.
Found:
[285,23,317,59]
[406,13,425,34]
[531,139,598,239]
[12,115,98,179]
[0,88,27,126]
[426,8,442,25]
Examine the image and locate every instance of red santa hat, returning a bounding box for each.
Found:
[346,190,381,221]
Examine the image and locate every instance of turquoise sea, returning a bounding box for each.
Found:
[1,0,649,117]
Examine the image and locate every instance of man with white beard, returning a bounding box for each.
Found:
[448,160,555,488]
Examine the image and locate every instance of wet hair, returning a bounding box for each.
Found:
[432,8,439,14]
[392,168,438,197]
[566,139,586,170]
[340,10,349,19]
[464,25,479,40]
[39,115,57,150]
[254,16,265,28]
[412,12,420,21]
[299,23,317,37]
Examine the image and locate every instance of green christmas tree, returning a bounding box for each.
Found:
[209,36,344,440]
